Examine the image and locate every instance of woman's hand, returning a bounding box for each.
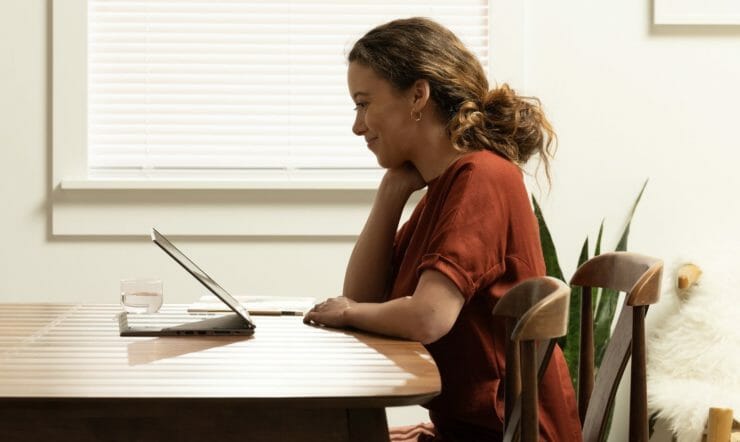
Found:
[303,296,357,328]
[381,162,426,195]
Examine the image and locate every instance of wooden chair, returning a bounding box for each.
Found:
[570,251,663,442]
[492,276,571,442]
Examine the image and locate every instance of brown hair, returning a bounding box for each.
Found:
[348,17,556,182]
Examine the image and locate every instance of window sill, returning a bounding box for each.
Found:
[60,178,382,191]
[52,179,422,237]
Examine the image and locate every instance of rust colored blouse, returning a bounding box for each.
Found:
[389,150,582,441]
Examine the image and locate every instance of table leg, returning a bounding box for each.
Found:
[0,399,391,442]
[347,408,390,442]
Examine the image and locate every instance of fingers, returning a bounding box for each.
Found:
[303,311,329,327]
[303,306,317,324]
[303,310,313,324]
[310,300,332,314]
[303,302,326,325]
[303,298,345,327]
[303,311,318,325]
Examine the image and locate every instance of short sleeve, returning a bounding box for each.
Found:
[387,195,426,299]
[417,164,516,300]
[392,195,425,268]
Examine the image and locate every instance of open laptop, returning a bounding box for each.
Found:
[118,228,256,337]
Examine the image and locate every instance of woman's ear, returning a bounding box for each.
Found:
[411,79,431,111]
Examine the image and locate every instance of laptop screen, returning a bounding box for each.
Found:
[151,228,254,327]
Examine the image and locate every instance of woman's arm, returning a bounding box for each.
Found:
[342,165,425,303]
[306,270,465,345]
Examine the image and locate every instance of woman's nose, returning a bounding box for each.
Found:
[352,113,366,136]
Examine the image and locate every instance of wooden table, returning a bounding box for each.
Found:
[0,304,440,442]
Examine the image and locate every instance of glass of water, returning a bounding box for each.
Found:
[120,279,163,314]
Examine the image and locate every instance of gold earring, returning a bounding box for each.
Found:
[411,110,422,122]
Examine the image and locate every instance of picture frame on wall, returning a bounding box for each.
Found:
[654,0,740,25]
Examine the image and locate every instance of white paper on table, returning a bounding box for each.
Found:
[188,295,316,316]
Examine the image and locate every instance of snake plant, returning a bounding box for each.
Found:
[532,179,648,388]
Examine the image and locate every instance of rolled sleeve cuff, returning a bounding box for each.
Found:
[417,253,476,301]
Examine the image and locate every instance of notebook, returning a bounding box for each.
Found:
[118,228,256,337]
[188,295,315,316]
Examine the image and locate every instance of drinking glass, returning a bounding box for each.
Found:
[120,279,163,314]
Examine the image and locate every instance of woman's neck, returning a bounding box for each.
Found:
[410,126,466,183]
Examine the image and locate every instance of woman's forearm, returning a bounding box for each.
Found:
[344,270,465,344]
[342,178,414,303]
[344,296,430,342]
[306,271,465,344]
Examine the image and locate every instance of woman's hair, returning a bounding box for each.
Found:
[348,17,556,182]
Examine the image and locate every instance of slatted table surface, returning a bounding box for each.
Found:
[0,303,440,442]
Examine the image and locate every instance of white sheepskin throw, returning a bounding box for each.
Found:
[647,254,740,442]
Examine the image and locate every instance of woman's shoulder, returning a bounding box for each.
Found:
[452,149,523,184]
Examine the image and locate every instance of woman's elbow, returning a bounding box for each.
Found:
[413,314,456,345]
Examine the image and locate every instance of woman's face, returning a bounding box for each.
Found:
[347,62,416,169]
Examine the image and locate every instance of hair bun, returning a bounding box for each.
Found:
[483,85,516,111]
[457,100,486,126]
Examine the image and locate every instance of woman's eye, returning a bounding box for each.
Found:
[353,102,367,111]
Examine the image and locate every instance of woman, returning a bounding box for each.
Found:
[304,18,581,441]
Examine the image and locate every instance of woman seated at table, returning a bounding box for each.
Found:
[304,17,581,442]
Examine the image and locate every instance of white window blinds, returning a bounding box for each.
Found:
[87,0,489,183]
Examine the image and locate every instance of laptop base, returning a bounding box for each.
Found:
[119,312,255,337]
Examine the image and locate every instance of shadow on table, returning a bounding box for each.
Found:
[126,335,252,366]
[305,323,441,401]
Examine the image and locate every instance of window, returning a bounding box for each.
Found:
[86,0,490,186]
[52,0,520,235]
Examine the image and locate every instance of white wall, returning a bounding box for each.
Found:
[523,1,740,440]
[2,0,739,437]
[525,0,740,278]
[0,1,357,305]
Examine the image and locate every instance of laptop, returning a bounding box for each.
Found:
[118,228,256,337]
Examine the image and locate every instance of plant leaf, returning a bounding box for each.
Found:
[615,179,648,252]
[562,237,590,390]
[593,287,619,368]
[593,179,648,367]
[592,220,605,315]
[532,195,565,282]
[594,220,604,257]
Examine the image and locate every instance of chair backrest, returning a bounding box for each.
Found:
[570,252,663,442]
[492,276,571,442]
